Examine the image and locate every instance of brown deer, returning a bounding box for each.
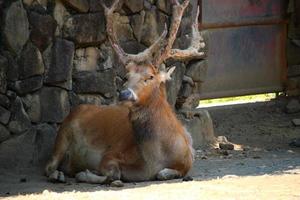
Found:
[45,0,205,184]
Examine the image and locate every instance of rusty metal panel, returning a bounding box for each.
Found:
[199,24,286,99]
[201,0,287,28]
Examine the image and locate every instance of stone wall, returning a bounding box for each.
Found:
[0,0,209,169]
[287,0,300,96]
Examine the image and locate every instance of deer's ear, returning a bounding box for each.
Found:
[160,66,176,83]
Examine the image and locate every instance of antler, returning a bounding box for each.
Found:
[101,0,167,66]
[102,0,205,70]
[153,0,205,66]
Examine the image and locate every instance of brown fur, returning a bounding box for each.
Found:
[45,67,194,182]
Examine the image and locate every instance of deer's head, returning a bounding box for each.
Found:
[101,0,205,106]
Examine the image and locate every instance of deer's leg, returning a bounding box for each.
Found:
[75,169,107,184]
[45,126,70,182]
[99,153,121,182]
[157,154,193,181]
[156,168,181,180]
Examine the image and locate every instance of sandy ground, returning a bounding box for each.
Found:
[1,99,300,199]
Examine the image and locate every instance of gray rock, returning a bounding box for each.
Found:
[44,38,74,84]
[35,123,57,165]
[112,13,134,44]
[9,76,43,95]
[53,0,70,36]
[287,39,300,66]
[130,11,145,42]
[0,55,8,93]
[8,97,31,134]
[119,40,146,55]
[0,124,10,143]
[179,109,216,149]
[99,43,114,71]
[21,93,41,123]
[18,42,45,79]
[63,13,106,46]
[166,62,186,107]
[219,143,234,150]
[3,0,30,55]
[40,87,70,123]
[71,94,104,107]
[0,128,36,169]
[178,83,193,99]
[0,106,11,125]
[6,90,17,101]
[62,0,89,12]
[288,65,300,77]
[186,60,208,82]
[74,47,101,72]
[0,94,10,109]
[73,70,116,95]
[140,8,168,46]
[156,0,172,14]
[286,99,300,113]
[2,51,19,81]
[124,0,143,13]
[292,119,300,126]
[28,12,57,51]
[88,0,103,12]
[110,180,124,187]
[289,138,300,148]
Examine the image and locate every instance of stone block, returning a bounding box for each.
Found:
[0,55,8,94]
[9,76,43,95]
[0,94,10,109]
[288,65,300,77]
[287,39,300,66]
[292,118,300,126]
[166,62,186,107]
[62,0,89,12]
[73,70,116,96]
[28,12,57,51]
[63,13,106,46]
[44,38,74,84]
[35,123,57,165]
[186,60,208,82]
[40,87,70,123]
[74,47,101,72]
[124,0,143,13]
[2,51,19,81]
[286,99,300,114]
[178,109,216,149]
[0,128,36,169]
[21,93,41,123]
[0,124,10,143]
[70,94,104,107]
[156,0,172,14]
[53,0,70,35]
[8,97,31,134]
[112,13,134,44]
[0,106,11,125]
[18,42,45,79]
[3,0,30,55]
[143,9,168,47]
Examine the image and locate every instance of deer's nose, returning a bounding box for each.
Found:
[119,88,137,101]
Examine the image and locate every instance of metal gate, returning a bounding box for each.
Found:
[198,0,288,99]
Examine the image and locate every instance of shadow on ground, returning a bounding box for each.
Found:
[1,99,300,197]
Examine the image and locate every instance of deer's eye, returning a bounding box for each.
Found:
[144,75,154,83]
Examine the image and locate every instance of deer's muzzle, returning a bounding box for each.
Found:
[119,88,137,102]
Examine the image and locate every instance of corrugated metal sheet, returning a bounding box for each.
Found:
[198,0,287,99]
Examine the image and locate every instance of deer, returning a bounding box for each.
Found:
[45,0,205,184]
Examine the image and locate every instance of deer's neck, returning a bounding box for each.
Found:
[129,92,179,144]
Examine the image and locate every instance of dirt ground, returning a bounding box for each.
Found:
[1,98,300,199]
